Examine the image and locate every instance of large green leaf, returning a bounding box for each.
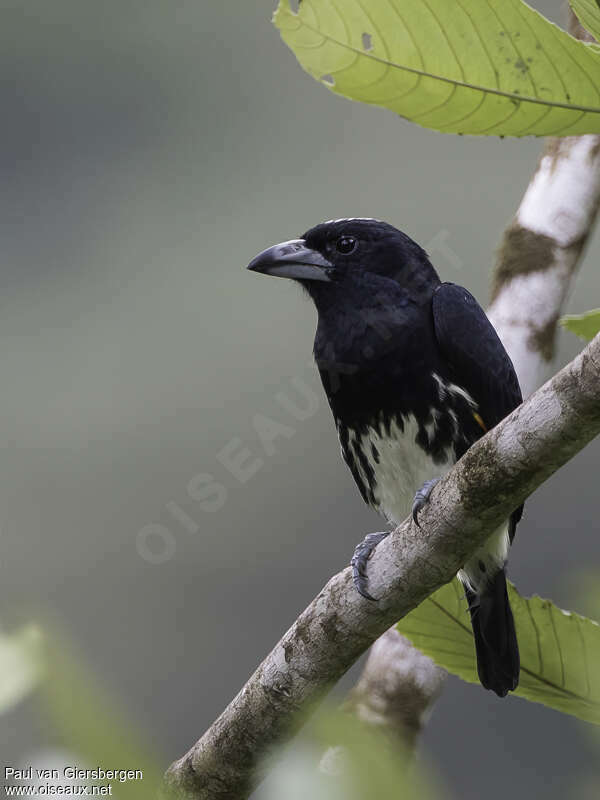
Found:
[397,579,600,723]
[560,309,600,342]
[571,0,600,42]
[274,0,600,137]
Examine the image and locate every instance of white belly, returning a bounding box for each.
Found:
[343,414,511,592]
[345,414,454,525]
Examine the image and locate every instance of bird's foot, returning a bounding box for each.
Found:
[351,531,390,601]
[412,478,440,527]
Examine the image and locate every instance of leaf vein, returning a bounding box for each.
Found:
[526,598,544,677]
[292,18,600,115]
[549,603,566,689]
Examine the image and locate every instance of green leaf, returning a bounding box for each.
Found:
[0,624,43,714]
[274,0,600,137]
[570,0,600,42]
[560,309,600,341]
[397,579,600,723]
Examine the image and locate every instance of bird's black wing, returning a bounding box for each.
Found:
[432,282,522,427]
[432,282,523,536]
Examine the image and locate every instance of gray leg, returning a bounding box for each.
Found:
[412,478,440,527]
[351,531,390,601]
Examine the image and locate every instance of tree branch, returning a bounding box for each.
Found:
[164,333,600,800]
[487,131,600,398]
[318,629,445,777]
[340,628,446,751]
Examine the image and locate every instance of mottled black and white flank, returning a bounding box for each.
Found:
[247,218,522,697]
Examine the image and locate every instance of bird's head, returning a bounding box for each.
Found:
[247,218,440,303]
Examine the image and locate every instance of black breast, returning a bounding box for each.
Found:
[312,276,485,508]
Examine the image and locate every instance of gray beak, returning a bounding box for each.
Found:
[247,239,333,282]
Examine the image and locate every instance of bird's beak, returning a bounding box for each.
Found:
[247,239,333,282]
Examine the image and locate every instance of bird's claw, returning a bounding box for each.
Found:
[351,531,390,601]
[412,478,440,527]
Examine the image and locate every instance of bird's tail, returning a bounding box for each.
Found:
[463,568,520,698]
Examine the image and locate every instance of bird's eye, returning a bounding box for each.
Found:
[335,236,357,254]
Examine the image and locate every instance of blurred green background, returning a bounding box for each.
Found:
[1,1,599,797]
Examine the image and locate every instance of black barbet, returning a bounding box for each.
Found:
[247,218,521,697]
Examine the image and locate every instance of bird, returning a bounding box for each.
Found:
[247,218,521,697]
